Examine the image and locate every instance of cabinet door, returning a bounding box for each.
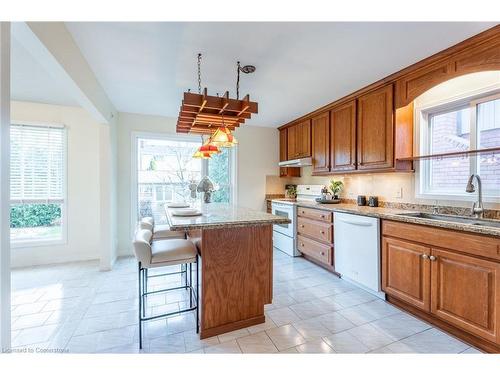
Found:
[296,120,311,158]
[382,237,431,312]
[357,84,394,170]
[330,100,356,172]
[280,128,300,177]
[311,112,330,174]
[287,125,297,160]
[431,248,500,344]
[279,129,288,177]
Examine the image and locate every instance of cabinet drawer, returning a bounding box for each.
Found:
[297,235,332,265]
[382,220,500,261]
[297,207,333,223]
[297,217,333,243]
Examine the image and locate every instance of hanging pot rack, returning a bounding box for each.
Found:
[176,54,258,134]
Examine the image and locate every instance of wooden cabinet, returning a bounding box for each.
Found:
[382,220,500,350]
[279,128,300,177]
[382,237,431,312]
[287,120,311,160]
[297,206,332,222]
[297,217,333,244]
[297,235,332,265]
[431,248,500,344]
[297,206,334,269]
[311,112,330,174]
[357,84,394,170]
[330,100,356,172]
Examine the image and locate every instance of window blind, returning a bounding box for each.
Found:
[10,124,65,204]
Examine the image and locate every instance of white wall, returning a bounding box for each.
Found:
[10,101,103,267]
[116,112,280,256]
[233,125,279,211]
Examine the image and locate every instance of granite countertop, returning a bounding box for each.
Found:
[292,201,500,238]
[165,203,291,230]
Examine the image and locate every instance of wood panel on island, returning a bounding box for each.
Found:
[296,206,335,272]
[278,25,500,176]
[382,220,500,353]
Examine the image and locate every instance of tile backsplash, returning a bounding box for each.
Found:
[267,166,500,211]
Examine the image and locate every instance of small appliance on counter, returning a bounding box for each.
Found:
[357,195,367,206]
[368,196,379,207]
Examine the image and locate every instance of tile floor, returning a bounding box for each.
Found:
[10,249,482,354]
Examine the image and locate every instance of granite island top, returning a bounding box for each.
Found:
[274,199,500,238]
[166,203,290,230]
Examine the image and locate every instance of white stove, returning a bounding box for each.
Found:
[272,185,324,257]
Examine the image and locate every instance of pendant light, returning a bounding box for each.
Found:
[209,114,238,148]
[193,135,221,159]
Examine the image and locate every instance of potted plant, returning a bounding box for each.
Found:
[329,179,344,200]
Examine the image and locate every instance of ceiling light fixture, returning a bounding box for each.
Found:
[177,54,258,137]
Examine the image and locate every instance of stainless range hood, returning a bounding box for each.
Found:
[278,157,312,167]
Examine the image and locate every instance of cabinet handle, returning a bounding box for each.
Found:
[421,254,428,259]
[301,225,304,228]
[321,215,325,218]
[320,252,325,256]
[301,243,304,247]
[429,255,437,261]
[320,230,325,234]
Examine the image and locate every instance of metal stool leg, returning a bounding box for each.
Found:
[189,263,193,308]
[196,256,199,334]
[138,262,143,349]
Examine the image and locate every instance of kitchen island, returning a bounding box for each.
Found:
[165,204,290,339]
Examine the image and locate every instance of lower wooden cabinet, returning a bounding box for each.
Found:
[297,217,333,244]
[297,235,332,265]
[382,220,500,350]
[382,237,431,312]
[296,206,334,269]
[430,248,500,344]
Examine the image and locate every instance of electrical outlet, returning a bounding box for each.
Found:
[395,187,403,199]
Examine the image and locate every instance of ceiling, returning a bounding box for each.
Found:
[11,36,79,107]
[12,22,498,127]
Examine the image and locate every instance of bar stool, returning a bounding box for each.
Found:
[140,216,186,240]
[133,229,199,349]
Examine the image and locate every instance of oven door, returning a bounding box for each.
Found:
[272,203,294,237]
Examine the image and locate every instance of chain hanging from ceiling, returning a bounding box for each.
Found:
[197,53,202,94]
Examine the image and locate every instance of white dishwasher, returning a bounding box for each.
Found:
[334,212,384,299]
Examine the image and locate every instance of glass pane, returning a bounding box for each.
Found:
[428,107,471,193]
[137,137,202,223]
[477,98,500,193]
[10,203,63,242]
[208,147,231,203]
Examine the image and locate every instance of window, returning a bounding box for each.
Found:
[134,134,236,224]
[206,146,233,203]
[10,124,66,244]
[418,93,500,199]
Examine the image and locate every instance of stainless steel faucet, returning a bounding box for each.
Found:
[465,174,484,218]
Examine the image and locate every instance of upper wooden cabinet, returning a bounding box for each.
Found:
[279,128,300,177]
[311,112,330,174]
[356,84,394,170]
[330,100,356,172]
[287,120,311,160]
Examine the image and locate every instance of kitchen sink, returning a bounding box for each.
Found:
[396,212,500,228]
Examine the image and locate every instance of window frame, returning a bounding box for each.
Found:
[415,90,500,203]
[10,122,68,248]
[131,131,238,237]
